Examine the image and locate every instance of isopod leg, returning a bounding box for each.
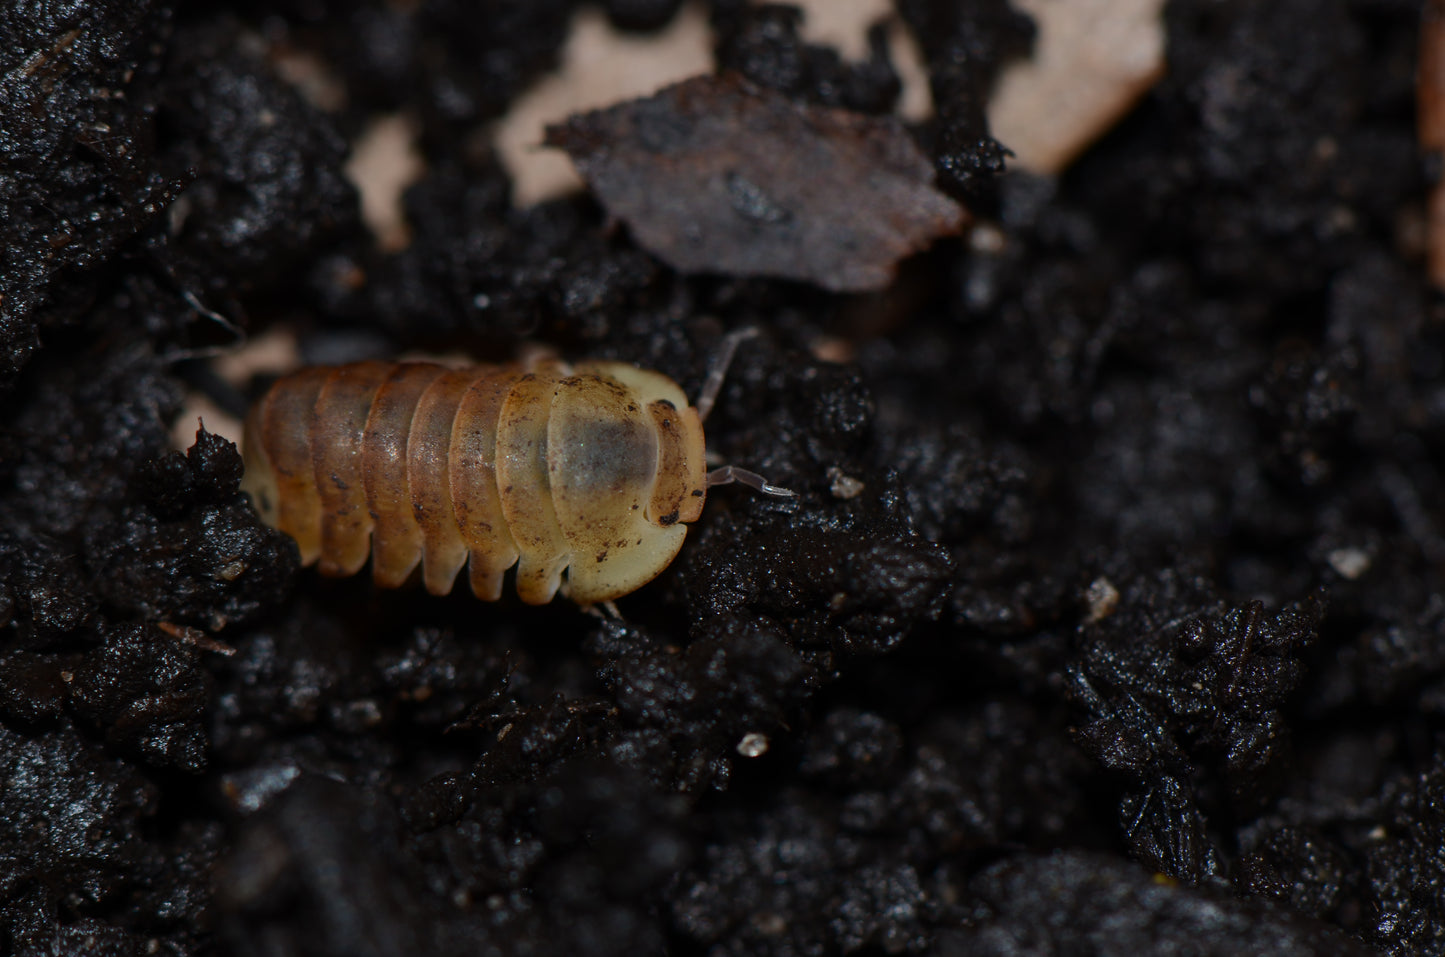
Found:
[467,552,517,603]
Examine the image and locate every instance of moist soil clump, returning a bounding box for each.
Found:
[0,1,1436,955]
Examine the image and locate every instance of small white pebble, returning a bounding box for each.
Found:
[736,732,770,758]
[1327,547,1371,580]
[827,466,865,500]
[1084,577,1121,624]
[969,222,1007,254]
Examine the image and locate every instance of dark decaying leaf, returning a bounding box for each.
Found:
[545,73,966,293]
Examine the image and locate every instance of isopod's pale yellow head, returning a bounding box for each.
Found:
[552,362,708,604]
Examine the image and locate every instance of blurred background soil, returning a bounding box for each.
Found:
[0,1,1440,955]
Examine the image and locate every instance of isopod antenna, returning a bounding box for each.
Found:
[705,465,795,498]
[696,327,796,499]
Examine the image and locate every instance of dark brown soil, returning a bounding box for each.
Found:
[0,1,1434,955]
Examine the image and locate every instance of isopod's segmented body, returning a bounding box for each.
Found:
[240,359,708,605]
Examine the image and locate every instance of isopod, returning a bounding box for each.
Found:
[240,333,790,605]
